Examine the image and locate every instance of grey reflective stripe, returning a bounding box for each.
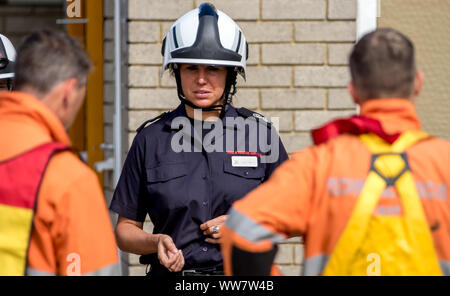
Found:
[440,260,450,276]
[26,267,56,276]
[226,208,285,243]
[302,254,329,276]
[83,262,122,276]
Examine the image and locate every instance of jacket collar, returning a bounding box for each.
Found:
[0,91,71,145]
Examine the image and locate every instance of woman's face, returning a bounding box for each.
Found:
[179,64,227,109]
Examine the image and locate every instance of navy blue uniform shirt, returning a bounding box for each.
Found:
[110,103,288,270]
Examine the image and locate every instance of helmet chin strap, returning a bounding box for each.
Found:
[174,66,237,118]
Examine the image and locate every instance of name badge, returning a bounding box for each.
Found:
[231,156,258,167]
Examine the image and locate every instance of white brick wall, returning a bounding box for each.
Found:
[118,0,357,276]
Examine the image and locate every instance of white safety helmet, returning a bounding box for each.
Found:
[161,3,248,80]
[0,34,16,81]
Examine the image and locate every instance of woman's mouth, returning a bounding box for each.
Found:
[193,90,211,99]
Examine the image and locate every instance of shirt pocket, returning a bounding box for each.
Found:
[146,162,189,212]
[146,162,188,183]
[221,159,266,205]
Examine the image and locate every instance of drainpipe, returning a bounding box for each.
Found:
[113,0,122,187]
[355,0,379,114]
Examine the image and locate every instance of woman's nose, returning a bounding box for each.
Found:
[196,69,207,84]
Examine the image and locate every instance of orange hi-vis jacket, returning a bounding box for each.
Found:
[0,91,120,275]
[221,98,450,276]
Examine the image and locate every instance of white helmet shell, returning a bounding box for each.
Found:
[0,34,16,80]
[161,3,248,79]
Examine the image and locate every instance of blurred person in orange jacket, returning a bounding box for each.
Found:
[0,29,120,276]
[221,28,450,276]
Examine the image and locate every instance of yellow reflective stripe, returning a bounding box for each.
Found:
[0,204,34,276]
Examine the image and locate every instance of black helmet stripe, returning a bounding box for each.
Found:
[0,38,9,70]
[171,3,241,62]
[172,26,179,49]
[235,31,242,53]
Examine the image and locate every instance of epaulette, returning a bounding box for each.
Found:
[236,107,271,125]
[136,111,170,133]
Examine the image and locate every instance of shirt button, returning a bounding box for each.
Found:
[244,171,249,176]
[202,175,207,179]
[202,247,208,252]
[202,201,208,206]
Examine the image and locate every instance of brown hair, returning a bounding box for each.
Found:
[14,28,91,96]
[349,28,416,100]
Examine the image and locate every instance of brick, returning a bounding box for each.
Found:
[104,63,114,82]
[128,22,159,43]
[328,88,356,109]
[247,44,259,66]
[294,244,304,264]
[104,0,114,18]
[295,110,355,131]
[232,89,259,109]
[104,19,114,40]
[128,110,161,131]
[195,0,259,20]
[279,133,312,154]
[262,0,326,20]
[328,0,357,20]
[160,71,176,87]
[260,111,293,132]
[104,125,113,145]
[295,21,356,42]
[104,41,114,61]
[128,132,137,149]
[143,221,154,233]
[104,84,114,104]
[237,22,292,43]
[328,43,353,65]
[274,244,293,264]
[161,22,174,42]
[244,66,291,87]
[261,89,325,109]
[129,265,146,276]
[277,265,301,276]
[128,66,159,87]
[295,66,349,87]
[129,253,141,265]
[129,44,162,65]
[262,44,324,65]
[128,0,193,20]
[129,89,180,109]
[104,104,114,124]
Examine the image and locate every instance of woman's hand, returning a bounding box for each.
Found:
[200,215,228,244]
[157,234,185,272]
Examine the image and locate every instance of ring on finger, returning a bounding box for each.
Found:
[212,225,220,234]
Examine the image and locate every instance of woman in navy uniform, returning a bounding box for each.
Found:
[110,3,288,276]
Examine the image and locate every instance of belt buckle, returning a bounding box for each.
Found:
[182,269,197,276]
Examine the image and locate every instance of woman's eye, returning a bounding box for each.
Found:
[186,66,197,71]
[208,67,219,71]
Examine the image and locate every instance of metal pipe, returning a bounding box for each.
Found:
[113,0,122,186]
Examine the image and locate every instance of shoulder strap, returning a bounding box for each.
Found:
[136,111,170,133]
[236,107,271,125]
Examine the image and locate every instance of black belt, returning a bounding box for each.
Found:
[146,264,223,277]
